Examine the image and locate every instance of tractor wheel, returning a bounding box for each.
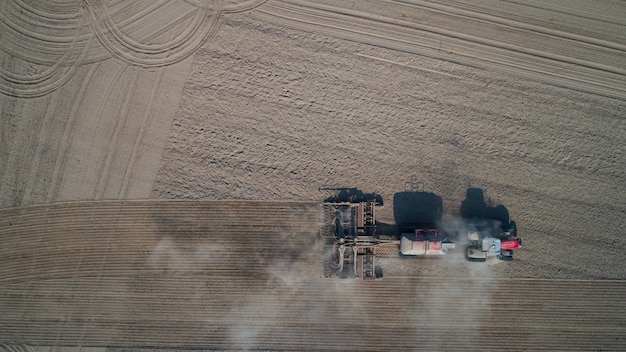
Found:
[499,255,514,262]
[466,256,487,263]
[466,247,486,262]
[375,266,384,279]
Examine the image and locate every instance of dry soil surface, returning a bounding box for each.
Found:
[1,0,625,351]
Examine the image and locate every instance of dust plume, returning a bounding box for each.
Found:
[409,213,505,348]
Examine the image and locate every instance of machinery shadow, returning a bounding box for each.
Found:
[460,187,517,237]
[393,190,443,232]
[460,187,510,224]
[375,222,400,238]
[320,187,383,206]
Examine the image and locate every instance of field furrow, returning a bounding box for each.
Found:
[1,201,625,351]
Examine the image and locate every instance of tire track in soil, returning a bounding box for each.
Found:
[16,92,57,206]
[3,1,218,205]
[85,0,222,68]
[0,1,93,98]
[115,12,202,199]
[117,12,192,199]
[1,0,219,97]
[255,0,626,100]
[390,0,626,54]
[118,68,165,199]
[45,63,99,203]
[500,0,626,27]
[1,0,265,97]
[93,66,137,199]
[21,64,127,206]
[223,0,269,14]
[0,98,27,206]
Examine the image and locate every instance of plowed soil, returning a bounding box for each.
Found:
[1,0,625,351]
[2,201,626,351]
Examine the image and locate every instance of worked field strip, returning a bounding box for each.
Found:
[1,200,625,351]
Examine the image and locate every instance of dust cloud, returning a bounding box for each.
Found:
[401,213,505,348]
[147,236,227,272]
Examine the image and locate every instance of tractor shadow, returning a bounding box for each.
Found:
[320,187,383,206]
[393,190,443,232]
[460,187,517,237]
[460,187,510,224]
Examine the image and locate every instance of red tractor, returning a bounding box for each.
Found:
[461,188,522,262]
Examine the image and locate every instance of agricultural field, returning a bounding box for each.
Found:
[1,0,625,351]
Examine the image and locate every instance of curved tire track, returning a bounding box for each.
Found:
[0,1,92,98]
[85,0,222,68]
[1,0,267,96]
